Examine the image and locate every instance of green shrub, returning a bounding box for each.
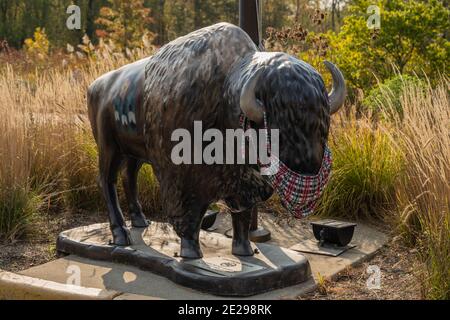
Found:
[363,75,423,118]
[138,164,162,219]
[63,132,104,211]
[0,185,43,241]
[316,121,403,220]
[324,0,449,95]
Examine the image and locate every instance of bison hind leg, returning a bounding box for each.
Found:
[122,157,150,228]
[98,139,131,246]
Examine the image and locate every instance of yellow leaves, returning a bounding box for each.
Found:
[24,28,49,60]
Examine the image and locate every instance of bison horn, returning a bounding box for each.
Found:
[324,61,346,114]
[240,69,265,124]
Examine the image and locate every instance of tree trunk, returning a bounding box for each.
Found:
[295,0,301,22]
[331,0,336,31]
[239,0,260,46]
[86,0,96,40]
[158,0,166,45]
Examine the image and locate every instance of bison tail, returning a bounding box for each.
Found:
[87,83,100,144]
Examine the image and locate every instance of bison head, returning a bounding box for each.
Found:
[238,52,346,175]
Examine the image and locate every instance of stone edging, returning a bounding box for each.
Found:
[0,270,121,300]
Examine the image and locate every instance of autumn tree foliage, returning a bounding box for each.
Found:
[95,0,155,50]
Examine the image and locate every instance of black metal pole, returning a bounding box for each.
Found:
[239,0,260,46]
[239,0,271,243]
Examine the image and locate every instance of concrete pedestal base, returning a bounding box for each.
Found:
[56,222,311,297]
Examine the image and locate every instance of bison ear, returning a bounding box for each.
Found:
[240,69,265,124]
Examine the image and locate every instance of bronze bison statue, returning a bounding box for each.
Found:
[87,23,346,259]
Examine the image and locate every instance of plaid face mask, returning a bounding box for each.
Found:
[241,113,333,218]
[262,147,332,218]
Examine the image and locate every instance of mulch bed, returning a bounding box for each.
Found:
[301,239,422,300]
[0,211,104,273]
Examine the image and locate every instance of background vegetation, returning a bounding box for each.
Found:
[0,0,448,299]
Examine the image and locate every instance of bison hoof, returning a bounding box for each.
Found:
[232,240,254,257]
[180,239,203,259]
[131,213,150,228]
[112,227,132,246]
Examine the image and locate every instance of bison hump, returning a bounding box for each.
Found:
[144,23,257,102]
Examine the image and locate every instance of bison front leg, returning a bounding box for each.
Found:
[180,210,205,259]
[172,201,208,259]
[122,158,150,228]
[231,208,254,257]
